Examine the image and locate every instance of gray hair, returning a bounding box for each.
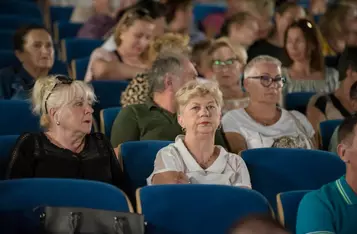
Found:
[243,55,282,78]
[148,52,188,93]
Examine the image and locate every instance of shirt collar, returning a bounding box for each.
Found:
[145,98,177,116]
[335,176,357,205]
[18,66,35,88]
[174,135,227,173]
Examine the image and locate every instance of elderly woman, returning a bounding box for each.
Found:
[222,55,316,154]
[147,80,251,187]
[6,75,124,188]
[0,25,54,100]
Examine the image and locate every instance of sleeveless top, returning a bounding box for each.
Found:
[310,93,351,120]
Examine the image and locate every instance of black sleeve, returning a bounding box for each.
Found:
[314,95,328,115]
[6,133,36,179]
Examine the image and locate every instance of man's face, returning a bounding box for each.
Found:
[338,125,357,169]
[172,60,198,93]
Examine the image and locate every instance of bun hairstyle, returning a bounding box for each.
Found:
[32,75,96,129]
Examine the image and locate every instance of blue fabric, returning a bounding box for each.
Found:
[56,21,83,42]
[320,119,343,150]
[0,30,15,50]
[138,185,271,234]
[278,190,310,234]
[101,107,121,138]
[0,100,40,135]
[193,4,226,24]
[241,148,346,211]
[64,38,103,63]
[120,141,172,196]
[73,57,89,80]
[284,92,316,114]
[0,178,131,211]
[0,135,19,179]
[0,2,42,19]
[0,15,43,30]
[91,80,128,121]
[50,6,74,24]
[0,51,20,69]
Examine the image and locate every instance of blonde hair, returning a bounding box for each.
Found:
[175,80,223,114]
[114,8,154,46]
[148,33,190,63]
[32,75,96,129]
[207,37,247,66]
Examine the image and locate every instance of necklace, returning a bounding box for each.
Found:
[197,147,218,169]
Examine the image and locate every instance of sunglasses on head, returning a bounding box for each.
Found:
[44,75,73,114]
[246,75,286,88]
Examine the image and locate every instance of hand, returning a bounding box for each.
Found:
[175,172,190,184]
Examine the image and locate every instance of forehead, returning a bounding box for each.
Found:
[284,6,305,17]
[212,46,235,59]
[25,29,51,42]
[128,20,155,31]
[250,62,281,76]
[287,27,304,37]
[187,95,216,105]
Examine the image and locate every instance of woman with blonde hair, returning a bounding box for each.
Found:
[148,80,251,187]
[6,75,124,188]
[87,8,156,81]
[120,32,191,107]
[207,38,249,114]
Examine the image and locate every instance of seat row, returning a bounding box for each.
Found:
[0,177,309,234]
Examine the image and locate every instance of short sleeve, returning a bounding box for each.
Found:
[296,192,336,234]
[290,110,315,138]
[230,155,251,188]
[222,111,242,134]
[147,145,184,185]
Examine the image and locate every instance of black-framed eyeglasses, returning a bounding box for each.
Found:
[246,75,286,88]
[44,75,73,114]
[212,58,238,69]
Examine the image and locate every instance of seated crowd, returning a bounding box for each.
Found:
[2,0,357,233]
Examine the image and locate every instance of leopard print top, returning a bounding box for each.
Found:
[120,73,150,107]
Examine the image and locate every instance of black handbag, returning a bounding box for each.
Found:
[36,206,145,234]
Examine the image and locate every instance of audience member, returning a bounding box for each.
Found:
[229,214,290,234]
[207,38,249,114]
[0,25,54,100]
[310,0,328,16]
[89,8,155,81]
[110,52,228,149]
[120,33,190,107]
[296,116,357,234]
[281,19,339,99]
[222,55,315,154]
[248,2,306,61]
[191,40,213,79]
[6,75,124,189]
[148,80,251,187]
[307,47,357,135]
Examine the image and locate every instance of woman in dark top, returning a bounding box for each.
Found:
[248,2,306,62]
[7,75,124,188]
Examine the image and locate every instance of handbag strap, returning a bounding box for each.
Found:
[288,111,313,149]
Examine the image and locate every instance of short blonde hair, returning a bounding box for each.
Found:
[207,38,247,67]
[175,80,223,114]
[32,75,96,129]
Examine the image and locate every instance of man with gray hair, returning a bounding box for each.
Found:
[111,52,228,149]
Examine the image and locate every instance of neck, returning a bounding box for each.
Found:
[220,84,245,99]
[152,91,176,113]
[47,128,85,152]
[23,64,50,79]
[184,133,215,163]
[117,46,138,59]
[290,61,311,75]
[246,101,277,120]
[346,169,357,195]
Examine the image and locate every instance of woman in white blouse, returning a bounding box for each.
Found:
[222,55,316,154]
[147,80,251,187]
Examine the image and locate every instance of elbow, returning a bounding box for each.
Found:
[92,60,109,79]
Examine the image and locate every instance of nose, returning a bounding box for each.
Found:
[199,107,210,117]
[85,104,94,114]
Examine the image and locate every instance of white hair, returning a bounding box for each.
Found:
[243,55,282,78]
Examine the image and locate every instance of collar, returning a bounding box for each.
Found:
[145,98,177,116]
[174,135,227,173]
[17,66,36,88]
[335,176,357,205]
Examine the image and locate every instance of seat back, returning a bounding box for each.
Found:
[241,148,345,210]
[100,107,121,138]
[54,22,83,44]
[137,185,271,234]
[120,141,172,195]
[320,119,343,150]
[0,135,19,179]
[0,2,42,19]
[50,6,74,24]
[62,38,102,63]
[0,100,41,135]
[277,190,310,233]
[0,30,15,50]
[285,92,315,114]
[0,15,43,31]
[71,57,90,80]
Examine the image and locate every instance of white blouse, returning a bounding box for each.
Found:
[222,108,315,149]
[147,135,251,187]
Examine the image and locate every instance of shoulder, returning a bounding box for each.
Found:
[13,132,40,150]
[222,109,245,121]
[299,182,336,213]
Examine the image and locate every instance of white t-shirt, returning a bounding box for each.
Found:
[222,108,315,149]
[147,135,251,187]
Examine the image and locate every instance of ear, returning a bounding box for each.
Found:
[346,66,353,80]
[164,73,174,91]
[177,113,184,128]
[49,107,59,124]
[337,143,349,163]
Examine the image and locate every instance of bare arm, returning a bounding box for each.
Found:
[152,171,189,185]
[92,59,146,80]
[224,132,248,155]
[306,105,326,148]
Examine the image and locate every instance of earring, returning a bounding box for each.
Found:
[181,127,186,133]
[56,121,60,125]
[217,124,222,130]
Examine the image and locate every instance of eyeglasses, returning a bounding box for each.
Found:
[44,75,73,114]
[212,58,238,69]
[246,75,286,88]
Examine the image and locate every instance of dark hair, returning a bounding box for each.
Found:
[115,0,167,22]
[350,81,357,100]
[282,19,324,72]
[165,0,192,23]
[229,214,290,234]
[338,116,357,144]
[13,24,50,52]
[338,47,357,81]
[221,12,251,37]
[191,40,212,66]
